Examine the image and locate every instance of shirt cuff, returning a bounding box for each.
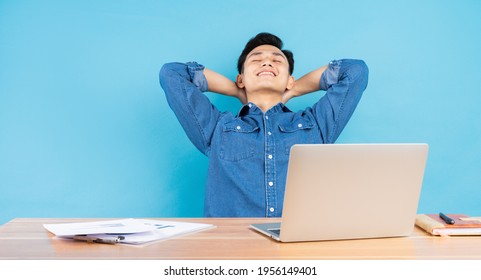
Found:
[186,61,208,92]
[320,60,342,90]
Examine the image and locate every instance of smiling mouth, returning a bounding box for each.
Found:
[257,71,276,77]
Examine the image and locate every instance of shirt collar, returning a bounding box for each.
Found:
[237,102,293,117]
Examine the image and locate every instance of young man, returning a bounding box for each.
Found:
[159,33,368,217]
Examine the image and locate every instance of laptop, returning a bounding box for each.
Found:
[250,143,429,242]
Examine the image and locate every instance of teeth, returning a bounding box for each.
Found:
[258,71,275,76]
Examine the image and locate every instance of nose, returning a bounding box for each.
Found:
[262,61,273,67]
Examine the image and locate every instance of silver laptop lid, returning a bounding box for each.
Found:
[279,144,428,242]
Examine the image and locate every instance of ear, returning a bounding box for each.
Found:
[286,75,295,90]
[236,74,245,88]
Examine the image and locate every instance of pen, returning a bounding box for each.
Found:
[73,235,125,244]
[439,212,455,224]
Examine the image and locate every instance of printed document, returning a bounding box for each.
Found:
[44,219,215,245]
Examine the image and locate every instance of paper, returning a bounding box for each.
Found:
[43,219,215,245]
[43,219,155,236]
[84,219,215,245]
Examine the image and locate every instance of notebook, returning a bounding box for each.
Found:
[250,143,429,242]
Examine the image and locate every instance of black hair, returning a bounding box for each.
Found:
[237,32,294,74]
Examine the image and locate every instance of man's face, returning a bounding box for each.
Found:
[237,44,294,94]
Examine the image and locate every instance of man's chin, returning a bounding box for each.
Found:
[247,87,285,96]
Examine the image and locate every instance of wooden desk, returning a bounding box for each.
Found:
[1,218,481,260]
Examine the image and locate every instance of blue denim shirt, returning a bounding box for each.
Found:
[159,59,368,217]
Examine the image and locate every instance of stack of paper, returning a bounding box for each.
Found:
[43,219,215,245]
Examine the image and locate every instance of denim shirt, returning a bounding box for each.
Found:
[159,59,368,217]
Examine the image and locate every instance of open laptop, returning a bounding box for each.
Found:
[250,143,429,242]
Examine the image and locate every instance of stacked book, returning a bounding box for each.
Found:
[415,214,481,236]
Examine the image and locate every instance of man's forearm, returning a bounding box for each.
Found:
[294,65,328,95]
[203,68,238,96]
[282,64,328,104]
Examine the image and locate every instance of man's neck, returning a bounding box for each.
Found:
[247,93,283,112]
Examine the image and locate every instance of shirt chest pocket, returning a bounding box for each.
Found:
[278,118,317,155]
[219,120,259,162]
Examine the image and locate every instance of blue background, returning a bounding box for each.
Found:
[1,0,480,225]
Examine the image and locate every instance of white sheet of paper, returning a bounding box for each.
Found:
[87,219,215,245]
[43,219,155,236]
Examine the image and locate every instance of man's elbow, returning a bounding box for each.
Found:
[159,62,188,86]
[345,59,369,89]
[357,60,369,88]
[351,59,369,77]
[159,63,176,84]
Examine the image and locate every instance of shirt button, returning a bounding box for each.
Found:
[268,181,274,186]
[267,132,272,136]
[248,103,252,108]
[268,154,273,159]
[236,126,241,130]
[269,207,275,213]
[297,123,303,128]
[265,115,269,120]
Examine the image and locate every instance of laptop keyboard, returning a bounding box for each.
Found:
[268,229,281,236]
